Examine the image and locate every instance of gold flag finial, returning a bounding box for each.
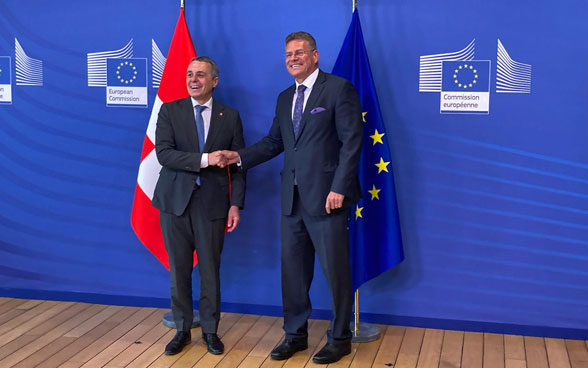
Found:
[352,0,357,11]
[181,0,185,9]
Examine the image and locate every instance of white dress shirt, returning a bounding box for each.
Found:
[291,67,319,118]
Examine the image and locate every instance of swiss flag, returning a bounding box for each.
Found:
[131,8,197,269]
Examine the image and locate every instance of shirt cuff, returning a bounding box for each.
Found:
[201,153,209,168]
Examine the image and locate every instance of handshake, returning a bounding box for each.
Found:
[208,150,241,169]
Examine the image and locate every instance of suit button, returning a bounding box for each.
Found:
[294,147,298,151]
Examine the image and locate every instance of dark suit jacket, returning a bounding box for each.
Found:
[152,97,245,218]
[239,70,362,216]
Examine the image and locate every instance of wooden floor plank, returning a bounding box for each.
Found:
[79,308,161,367]
[15,299,45,310]
[545,338,572,368]
[483,333,504,368]
[104,309,171,367]
[416,329,444,368]
[395,327,426,368]
[64,305,123,338]
[439,330,463,368]
[461,332,483,368]
[0,307,26,327]
[0,299,26,317]
[524,337,549,368]
[566,339,588,368]
[125,329,176,368]
[504,334,526,368]
[373,325,406,367]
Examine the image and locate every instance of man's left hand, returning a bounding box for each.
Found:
[325,191,344,214]
[226,205,240,232]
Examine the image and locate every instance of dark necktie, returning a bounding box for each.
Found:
[195,105,207,186]
[195,105,207,151]
[292,84,306,137]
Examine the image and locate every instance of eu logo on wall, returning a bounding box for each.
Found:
[106,58,147,108]
[0,56,12,105]
[440,60,490,114]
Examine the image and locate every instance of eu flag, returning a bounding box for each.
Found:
[332,9,404,291]
[106,58,147,87]
[441,60,490,92]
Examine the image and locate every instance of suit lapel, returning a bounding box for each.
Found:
[203,100,222,152]
[181,97,200,152]
[282,84,296,144]
[295,70,325,143]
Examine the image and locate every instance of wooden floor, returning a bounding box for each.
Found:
[0,298,586,368]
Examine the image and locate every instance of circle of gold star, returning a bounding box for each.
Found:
[116,61,138,84]
[453,63,478,89]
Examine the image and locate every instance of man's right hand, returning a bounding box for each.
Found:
[208,151,228,167]
[220,150,241,166]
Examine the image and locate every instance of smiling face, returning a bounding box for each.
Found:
[285,39,319,83]
[186,60,218,104]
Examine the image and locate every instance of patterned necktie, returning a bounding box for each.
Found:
[292,84,306,137]
[194,105,207,186]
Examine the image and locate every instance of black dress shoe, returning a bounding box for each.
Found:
[203,333,224,355]
[270,338,308,360]
[312,342,351,364]
[164,331,191,355]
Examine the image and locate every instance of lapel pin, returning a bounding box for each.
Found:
[219,112,223,116]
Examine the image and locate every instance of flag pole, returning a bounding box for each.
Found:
[348,0,380,343]
[352,289,380,342]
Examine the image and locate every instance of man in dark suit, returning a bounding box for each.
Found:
[221,32,362,364]
[151,56,245,356]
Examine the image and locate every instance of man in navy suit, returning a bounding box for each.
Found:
[221,32,362,364]
[152,56,245,356]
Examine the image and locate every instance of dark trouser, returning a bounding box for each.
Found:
[281,187,352,345]
[160,188,226,333]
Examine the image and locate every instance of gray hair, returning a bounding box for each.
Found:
[285,31,317,51]
[190,56,219,79]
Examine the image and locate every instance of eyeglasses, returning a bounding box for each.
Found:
[285,49,315,59]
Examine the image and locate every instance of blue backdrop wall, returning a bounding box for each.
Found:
[0,0,587,338]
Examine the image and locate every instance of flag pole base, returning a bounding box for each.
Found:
[350,322,380,343]
[162,311,201,329]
